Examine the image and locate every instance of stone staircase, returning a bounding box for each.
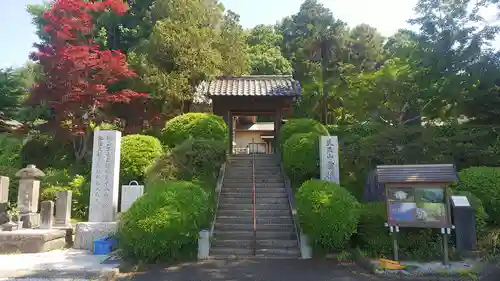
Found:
[210,154,300,259]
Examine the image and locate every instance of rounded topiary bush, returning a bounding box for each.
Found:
[120,134,163,183]
[279,118,329,149]
[355,202,392,256]
[455,167,500,225]
[161,113,228,148]
[283,132,320,182]
[146,139,227,184]
[117,180,209,262]
[296,179,360,251]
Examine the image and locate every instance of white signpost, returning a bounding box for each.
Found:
[319,136,340,184]
[88,130,122,222]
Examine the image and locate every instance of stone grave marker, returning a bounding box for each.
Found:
[15,165,45,228]
[88,130,121,222]
[40,200,54,229]
[0,176,9,225]
[55,190,72,227]
[120,181,144,212]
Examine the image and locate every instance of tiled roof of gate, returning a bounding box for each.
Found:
[197,75,301,98]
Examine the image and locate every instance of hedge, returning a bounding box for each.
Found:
[454,167,500,226]
[296,179,360,251]
[146,139,227,185]
[279,118,329,149]
[117,180,209,262]
[161,113,228,148]
[283,132,320,182]
[120,134,163,184]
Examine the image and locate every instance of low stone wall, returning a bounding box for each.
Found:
[0,229,67,254]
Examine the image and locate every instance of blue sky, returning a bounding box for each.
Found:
[0,0,496,69]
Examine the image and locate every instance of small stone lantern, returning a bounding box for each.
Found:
[15,165,45,228]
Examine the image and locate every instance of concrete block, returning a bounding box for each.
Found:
[0,229,66,253]
[74,222,117,251]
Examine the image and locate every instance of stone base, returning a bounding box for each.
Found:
[74,222,117,251]
[0,229,67,254]
[21,213,40,228]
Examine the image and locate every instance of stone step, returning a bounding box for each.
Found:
[214,230,297,240]
[223,178,284,184]
[218,197,289,204]
[216,216,293,225]
[224,175,285,184]
[210,247,300,258]
[218,203,289,211]
[211,239,298,249]
[217,209,290,217]
[224,171,282,177]
[215,222,294,232]
[220,192,287,198]
[222,182,285,188]
[224,175,283,180]
[221,187,285,194]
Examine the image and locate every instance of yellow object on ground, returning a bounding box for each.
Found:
[379,259,404,270]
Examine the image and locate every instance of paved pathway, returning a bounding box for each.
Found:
[117,259,387,281]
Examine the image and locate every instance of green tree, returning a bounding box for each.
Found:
[0,68,27,131]
[279,0,348,124]
[247,25,292,75]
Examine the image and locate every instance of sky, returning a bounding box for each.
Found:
[0,0,495,69]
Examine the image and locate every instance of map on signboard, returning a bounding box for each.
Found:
[387,186,447,226]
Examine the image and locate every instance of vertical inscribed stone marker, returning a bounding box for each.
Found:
[88,130,122,222]
[319,136,340,184]
[55,190,72,227]
[0,176,9,225]
[40,200,54,229]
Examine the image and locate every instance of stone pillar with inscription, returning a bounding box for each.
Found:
[16,165,45,228]
[74,130,121,251]
[319,136,340,184]
[54,190,72,227]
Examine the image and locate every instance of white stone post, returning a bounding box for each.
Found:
[319,136,340,184]
[88,130,121,222]
[198,230,210,260]
[300,233,312,259]
[74,130,121,251]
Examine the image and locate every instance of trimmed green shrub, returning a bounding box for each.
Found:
[283,132,320,182]
[161,113,228,148]
[120,134,163,183]
[355,202,392,256]
[451,190,488,234]
[117,180,209,262]
[279,118,329,149]
[146,139,226,185]
[454,167,500,225]
[296,179,360,251]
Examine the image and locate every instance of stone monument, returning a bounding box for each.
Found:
[319,136,340,184]
[74,130,121,251]
[54,190,72,227]
[120,181,144,212]
[0,176,9,225]
[15,165,45,228]
[40,200,54,229]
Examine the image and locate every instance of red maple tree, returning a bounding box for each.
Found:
[28,0,152,160]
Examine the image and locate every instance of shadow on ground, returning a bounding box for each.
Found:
[117,259,382,281]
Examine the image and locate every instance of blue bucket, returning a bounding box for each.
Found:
[93,235,117,255]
